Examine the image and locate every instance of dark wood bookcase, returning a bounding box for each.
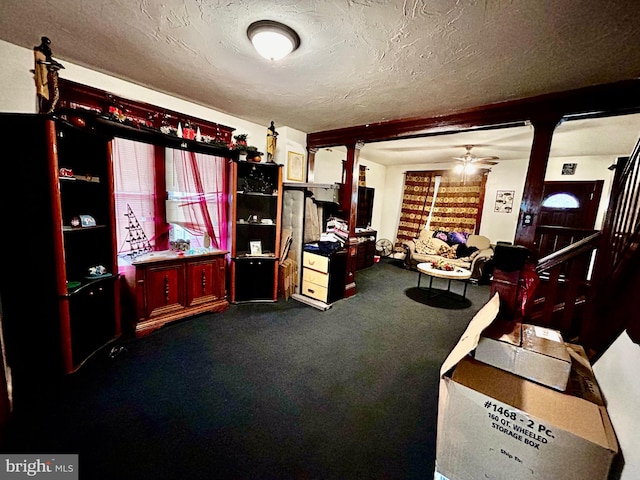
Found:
[0,113,121,402]
[228,160,283,303]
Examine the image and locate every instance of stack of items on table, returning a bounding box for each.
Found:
[434,293,620,480]
[325,217,349,246]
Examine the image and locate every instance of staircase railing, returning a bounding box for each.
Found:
[582,141,640,358]
[525,137,640,359]
[525,232,601,341]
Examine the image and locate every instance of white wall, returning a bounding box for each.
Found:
[593,333,640,480]
[374,159,532,244]
[377,153,618,246]
[0,39,306,176]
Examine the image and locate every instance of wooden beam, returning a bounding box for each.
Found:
[307,79,640,149]
[515,115,562,252]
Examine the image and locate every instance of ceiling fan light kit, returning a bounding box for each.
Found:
[452,145,498,182]
[247,20,300,61]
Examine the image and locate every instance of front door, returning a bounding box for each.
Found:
[535,180,604,258]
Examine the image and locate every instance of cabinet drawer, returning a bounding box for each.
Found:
[303,267,329,288]
[301,279,328,302]
[303,252,329,273]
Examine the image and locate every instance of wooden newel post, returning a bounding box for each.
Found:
[489,244,532,319]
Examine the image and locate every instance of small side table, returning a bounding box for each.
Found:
[417,262,472,299]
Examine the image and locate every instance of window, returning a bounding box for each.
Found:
[113,141,229,261]
[165,148,228,250]
[113,138,157,257]
[542,193,580,209]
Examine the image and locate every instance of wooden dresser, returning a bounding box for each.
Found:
[301,250,347,304]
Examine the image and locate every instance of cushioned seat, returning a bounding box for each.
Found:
[402,229,494,281]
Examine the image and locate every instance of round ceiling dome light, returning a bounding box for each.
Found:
[247,20,300,61]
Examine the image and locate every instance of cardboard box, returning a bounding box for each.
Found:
[475,321,571,391]
[435,293,618,480]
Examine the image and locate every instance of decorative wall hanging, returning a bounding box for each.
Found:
[494,190,515,213]
[287,151,305,181]
[562,163,577,175]
[359,165,367,187]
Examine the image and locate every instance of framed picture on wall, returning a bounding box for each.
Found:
[562,163,577,175]
[494,190,515,213]
[287,151,305,181]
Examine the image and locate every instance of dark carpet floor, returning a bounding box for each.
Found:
[3,259,491,480]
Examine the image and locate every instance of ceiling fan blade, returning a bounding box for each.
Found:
[476,160,499,165]
[472,156,500,162]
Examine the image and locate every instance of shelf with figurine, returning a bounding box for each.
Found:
[55,107,240,159]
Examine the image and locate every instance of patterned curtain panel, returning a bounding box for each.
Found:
[396,172,435,242]
[396,170,488,242]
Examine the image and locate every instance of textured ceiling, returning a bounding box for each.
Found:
[1,0,640,165]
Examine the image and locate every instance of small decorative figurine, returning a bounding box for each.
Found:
[266,121,278,162]
[32,36,65,114]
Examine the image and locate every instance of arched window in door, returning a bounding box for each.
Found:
[542,192,580,209]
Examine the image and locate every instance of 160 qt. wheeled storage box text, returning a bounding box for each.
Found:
[435,294,618,480]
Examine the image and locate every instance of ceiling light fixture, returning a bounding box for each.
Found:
[247,20,300,61]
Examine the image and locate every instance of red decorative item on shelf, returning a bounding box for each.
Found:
[182,121,196,140]
[59,167,74,178]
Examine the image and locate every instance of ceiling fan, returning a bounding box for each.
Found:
[453,145,500,167]
[452,145,499,182]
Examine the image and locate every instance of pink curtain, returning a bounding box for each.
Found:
[112,138,157,253]
[171,149,228,250]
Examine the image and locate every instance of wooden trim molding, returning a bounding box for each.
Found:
[56,78,236,148]
[307,79,640,148]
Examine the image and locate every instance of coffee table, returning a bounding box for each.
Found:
[416,262,472,300]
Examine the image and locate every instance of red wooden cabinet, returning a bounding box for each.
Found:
[132,251,228,336]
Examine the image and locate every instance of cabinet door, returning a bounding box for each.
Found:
[69,278,117,366]
[143,263,186,318]
[233,258,276,302]
[187,257,225,306]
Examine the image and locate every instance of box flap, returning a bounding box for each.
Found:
[481,320,522,346]
[440,293,500,377]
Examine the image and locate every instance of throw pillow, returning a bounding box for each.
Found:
[426,237,449,254]
[433,230,449,243]
[447,231,469,246]
[415,238,430,254]
[437,243,458,259]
